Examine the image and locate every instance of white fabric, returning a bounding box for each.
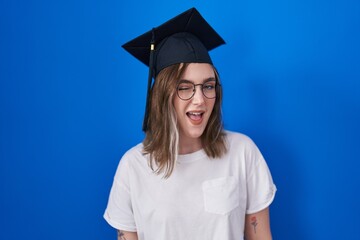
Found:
[104,131,276,240]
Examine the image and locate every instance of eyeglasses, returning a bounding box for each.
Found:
[176,79,219,100]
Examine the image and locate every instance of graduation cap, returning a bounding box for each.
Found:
[122,7,225,131]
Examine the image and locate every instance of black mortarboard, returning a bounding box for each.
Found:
[122,7,225,131]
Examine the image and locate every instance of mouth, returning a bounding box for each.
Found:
[186,111,205,124]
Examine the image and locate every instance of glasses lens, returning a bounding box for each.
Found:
[202,80,217,99]
[177,82,194,100]
[177,80,218,100]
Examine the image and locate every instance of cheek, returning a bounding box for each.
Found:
[173,97,184,117]
[207,99,216,112]
[173,97,180,114]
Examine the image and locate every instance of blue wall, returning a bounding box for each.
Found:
[1,0,359,239]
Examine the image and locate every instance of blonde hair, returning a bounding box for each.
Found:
[143,63,227,178]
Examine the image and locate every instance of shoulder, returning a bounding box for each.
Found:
[122,143,144,159]
[224,130,257,148]
[119,143,146,166]
[113,143,147,179]
[223,130,263,158]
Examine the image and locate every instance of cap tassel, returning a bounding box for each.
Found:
[142,28,156,132]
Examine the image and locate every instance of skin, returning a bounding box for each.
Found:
[244,207,272,240]
[117,230,137,240]
[116,63,272,239]
[173,63,216,154]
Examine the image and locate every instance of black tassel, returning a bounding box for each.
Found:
[142,28,156,132]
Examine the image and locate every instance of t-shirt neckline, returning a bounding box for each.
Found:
[177,149,207,163]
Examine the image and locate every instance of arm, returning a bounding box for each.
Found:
[244,207,272,240]
[117,230,138,240]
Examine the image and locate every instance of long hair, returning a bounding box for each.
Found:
[143,63,227,178]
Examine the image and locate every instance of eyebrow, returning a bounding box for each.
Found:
[178,77,216,84]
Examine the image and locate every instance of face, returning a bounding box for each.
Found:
[173,63,216,146]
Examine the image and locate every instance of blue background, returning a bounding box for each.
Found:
[1,0,359,239]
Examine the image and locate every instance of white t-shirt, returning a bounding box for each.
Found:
[104,131,276,240]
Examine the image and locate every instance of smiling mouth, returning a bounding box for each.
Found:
[186,111,204,123]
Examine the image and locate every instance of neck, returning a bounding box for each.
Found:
[178,136,202,155]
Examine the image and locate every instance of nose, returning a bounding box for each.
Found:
[192,85,205,105]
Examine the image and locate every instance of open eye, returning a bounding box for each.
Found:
[203,81,216,90]
[203,84,215,90]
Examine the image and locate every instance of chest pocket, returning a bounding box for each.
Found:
[202,176,240,215]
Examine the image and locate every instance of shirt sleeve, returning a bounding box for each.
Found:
[245,139,277,214]
[103,156,137,232]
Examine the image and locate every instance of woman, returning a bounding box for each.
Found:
[104,8,276,240]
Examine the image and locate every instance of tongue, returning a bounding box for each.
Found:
[188,113,202,121]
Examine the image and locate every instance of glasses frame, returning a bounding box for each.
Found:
[176,79,221,101]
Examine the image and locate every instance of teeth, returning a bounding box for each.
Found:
[188,112,202,116]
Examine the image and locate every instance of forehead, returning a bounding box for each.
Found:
[180,63,215,81]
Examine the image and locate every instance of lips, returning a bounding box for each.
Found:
[186,111,204,124]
